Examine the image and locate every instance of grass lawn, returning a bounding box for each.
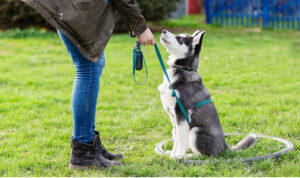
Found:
[0,18,299,176]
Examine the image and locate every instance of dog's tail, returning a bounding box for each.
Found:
[230,134,258,151]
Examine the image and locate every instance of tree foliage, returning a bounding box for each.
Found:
[0,0,52,30]
[0,0,179,30]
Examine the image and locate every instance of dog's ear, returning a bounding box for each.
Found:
[192,30,201,37]
[193,31,205,46]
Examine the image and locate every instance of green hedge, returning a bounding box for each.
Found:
[0,0,53,30]
[0,0,179,31]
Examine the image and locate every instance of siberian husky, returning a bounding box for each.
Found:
[158,30,256,159]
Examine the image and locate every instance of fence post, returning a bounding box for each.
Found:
[262,0,269,28]
[204,0,212,24]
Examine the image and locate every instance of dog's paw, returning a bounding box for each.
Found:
[184,153,194,159]
[166,149,176,155]
[165,150,172,155]
[170,153,185,159]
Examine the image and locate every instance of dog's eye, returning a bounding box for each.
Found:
[176,36,184,45]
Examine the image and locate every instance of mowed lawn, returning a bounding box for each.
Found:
[0,25,299,176]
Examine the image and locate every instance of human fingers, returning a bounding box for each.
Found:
[144,37,154,46]
[151,37,155,45]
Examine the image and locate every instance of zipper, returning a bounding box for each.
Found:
[128,20,135,36]
[118,7,135,36]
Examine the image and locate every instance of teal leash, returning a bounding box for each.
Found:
[133,42,148,85]
[133,43,213,123]
[154,44,191,123]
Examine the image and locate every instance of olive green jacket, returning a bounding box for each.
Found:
[22,0,147,62]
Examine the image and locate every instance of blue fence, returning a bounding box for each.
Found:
[204,0,300,30]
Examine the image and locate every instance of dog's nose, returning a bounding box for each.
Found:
[162,30,167,34]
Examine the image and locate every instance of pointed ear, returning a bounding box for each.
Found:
[193,31,206,46]
[192,30,201,37]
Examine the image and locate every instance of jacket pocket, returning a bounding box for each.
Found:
[58,0,108,45]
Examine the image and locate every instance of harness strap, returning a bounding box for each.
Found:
[194,99,213,108]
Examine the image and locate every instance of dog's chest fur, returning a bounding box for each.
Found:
[158,68,178,122]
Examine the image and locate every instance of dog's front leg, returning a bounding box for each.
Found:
[170,121,189,159]
[171,127,177,153]
[166,127,177,155]
[164,107,177,156]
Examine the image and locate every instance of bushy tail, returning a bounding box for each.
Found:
[230,134,258,151]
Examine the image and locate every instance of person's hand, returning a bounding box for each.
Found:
[138,28,155,46]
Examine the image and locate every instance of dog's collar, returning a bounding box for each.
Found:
[170,65,193,71]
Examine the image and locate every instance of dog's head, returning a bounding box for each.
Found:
[160,30,205,71]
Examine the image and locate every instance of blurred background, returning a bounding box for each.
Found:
[0,0,299,31]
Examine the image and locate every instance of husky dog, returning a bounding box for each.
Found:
[158,30,255,159]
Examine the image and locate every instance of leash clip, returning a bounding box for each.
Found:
[172,91,176,97]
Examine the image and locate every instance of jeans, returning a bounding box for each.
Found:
[57,30,105,144]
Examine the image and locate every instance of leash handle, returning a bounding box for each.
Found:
[133,41,148,85]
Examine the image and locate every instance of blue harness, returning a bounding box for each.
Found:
[133,42,213,123]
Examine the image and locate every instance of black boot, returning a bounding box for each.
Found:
[94,131,124,160]
[69,138,121,170]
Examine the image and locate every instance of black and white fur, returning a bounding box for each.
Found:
[158,30,256,159]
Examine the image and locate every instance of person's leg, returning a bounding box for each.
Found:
[57,31,122,169]
[57,30,105,144]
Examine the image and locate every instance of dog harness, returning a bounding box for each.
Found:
[133,42,213,123]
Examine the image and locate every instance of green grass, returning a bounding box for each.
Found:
[0,23,299,176]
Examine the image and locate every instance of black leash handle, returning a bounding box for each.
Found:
[134,41,143,70]
[133,41,148,85]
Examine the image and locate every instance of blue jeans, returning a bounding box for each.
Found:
[57,30,105,144]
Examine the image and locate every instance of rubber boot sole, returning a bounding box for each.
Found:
[69,163,112,170]
[69,163,89,170]
[69,161,121,170]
